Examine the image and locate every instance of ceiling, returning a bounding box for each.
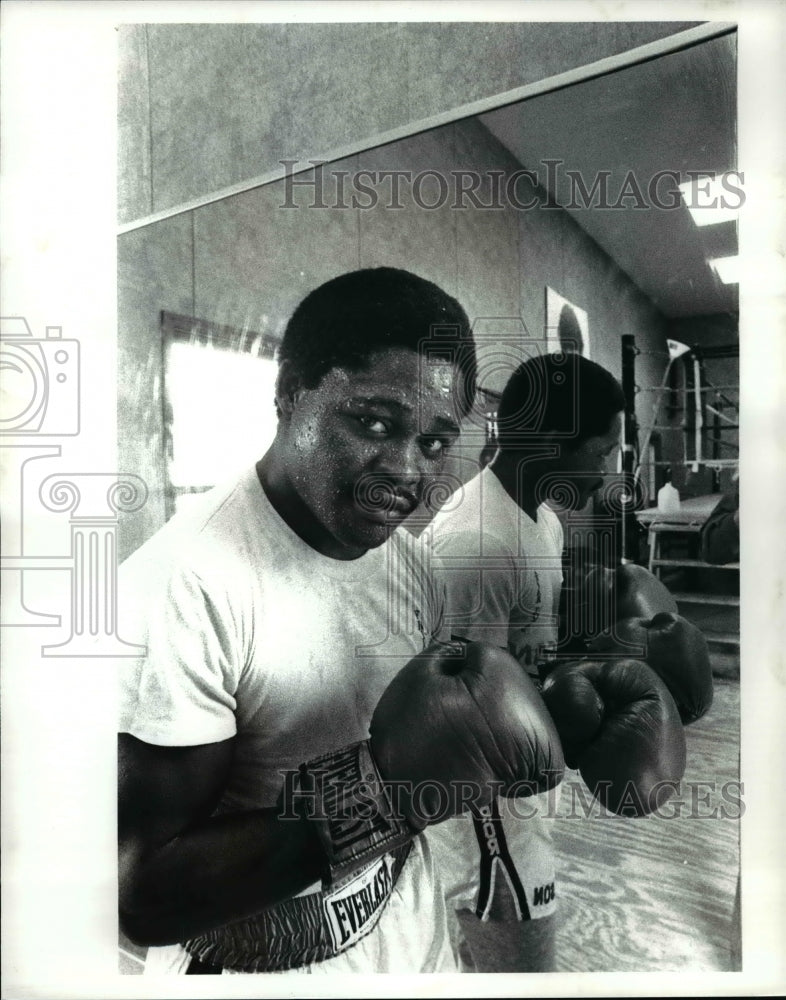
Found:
[480,30,738,320]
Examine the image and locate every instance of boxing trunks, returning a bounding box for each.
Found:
[181,843,412,973]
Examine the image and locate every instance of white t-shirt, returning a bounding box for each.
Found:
[428,466,564,678]
[118,466,453,973]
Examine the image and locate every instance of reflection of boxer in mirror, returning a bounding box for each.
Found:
[424,353,625,973]
[426,352,712,974]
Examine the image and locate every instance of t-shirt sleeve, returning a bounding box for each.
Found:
[119,562,242,747]
[431,528,516,648]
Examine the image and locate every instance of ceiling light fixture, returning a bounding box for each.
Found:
[679,175,741,227]
[708,255,740,284]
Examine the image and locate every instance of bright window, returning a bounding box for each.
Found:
[161,312,280,517]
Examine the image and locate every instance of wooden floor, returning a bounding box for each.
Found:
[120,677,741,976]
[552,675,740,973]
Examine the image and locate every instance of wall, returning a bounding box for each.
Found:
[118,117,668,560]
[118,21,701,223]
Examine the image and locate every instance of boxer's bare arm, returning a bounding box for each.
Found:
[118,733,323,947]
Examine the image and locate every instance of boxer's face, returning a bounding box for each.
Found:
[280,347,462,559]
[546,411,622,510]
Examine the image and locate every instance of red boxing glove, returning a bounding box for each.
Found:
[587,612,713,724]
[541,658,686,816]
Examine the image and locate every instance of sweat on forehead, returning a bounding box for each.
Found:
[308,351,464,427]
[327,352,460,389]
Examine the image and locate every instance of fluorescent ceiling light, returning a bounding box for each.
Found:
[708,255,740,284]
[679,175,740,226]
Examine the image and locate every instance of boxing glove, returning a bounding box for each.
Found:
[541,658,686,816]
[560,561,680,653]
[294,639,564,886]
[615,563,678,619]
[587,612,713,725]
[369,639,565,829]
[558,560,616,653]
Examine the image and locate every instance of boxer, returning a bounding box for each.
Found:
[118,267,483,974]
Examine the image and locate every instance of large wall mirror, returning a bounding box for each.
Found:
[118,22,738,556]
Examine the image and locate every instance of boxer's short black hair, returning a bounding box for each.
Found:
[496,352,625,451]
[278,267,477,416]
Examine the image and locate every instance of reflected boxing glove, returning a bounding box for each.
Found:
[587,612,713,724]
[559,559,616,653]
[615,564,679,619]
[370,639,565,827]
[559,561,686,664]
[541,658,686,816]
